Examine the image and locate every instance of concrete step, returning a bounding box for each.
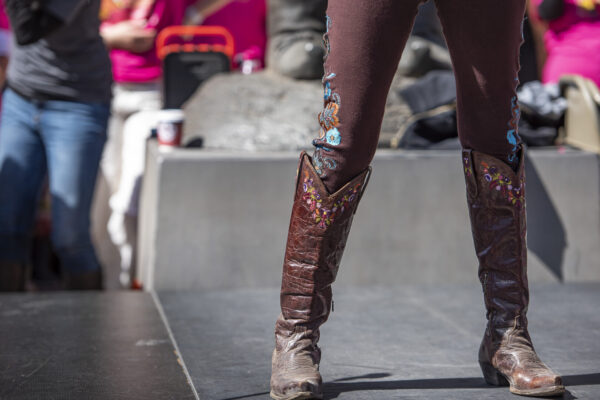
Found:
[138,142,600,290]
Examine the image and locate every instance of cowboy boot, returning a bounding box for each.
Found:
[0,261,26,291]
[270,152,370,400]
[267,0,326,79]
[462,147,565,397]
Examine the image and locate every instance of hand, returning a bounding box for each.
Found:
[101,20,157,53]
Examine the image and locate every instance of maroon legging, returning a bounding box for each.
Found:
[313,0,526,192]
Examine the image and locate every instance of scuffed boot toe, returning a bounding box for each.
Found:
[271,344,323,400]
[270,377,323,400]
[510,372,565,397]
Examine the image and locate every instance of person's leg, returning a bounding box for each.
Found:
[271,1,422,399]
[40,99,109,290]
[0,89,47,291]
[108,108,159,287]
[435,0,525,168]
[103,83,160,287]
[102,86,127,195]
[435,1,564,396]
[312,0,422,193]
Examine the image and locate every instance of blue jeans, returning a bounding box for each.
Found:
[0,88,109,273]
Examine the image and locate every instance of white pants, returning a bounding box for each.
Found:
[101,82,161,286]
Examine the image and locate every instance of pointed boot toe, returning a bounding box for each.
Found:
[510,371,565,397]
[270,376,323,400]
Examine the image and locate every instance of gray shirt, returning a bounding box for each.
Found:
[7,0,112,103]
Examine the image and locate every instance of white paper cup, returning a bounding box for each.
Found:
[157,109,185,147]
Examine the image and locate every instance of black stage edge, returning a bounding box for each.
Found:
[158,283,600,400]
[0,292,195,400]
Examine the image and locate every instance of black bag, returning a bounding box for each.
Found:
[391,70,459,149]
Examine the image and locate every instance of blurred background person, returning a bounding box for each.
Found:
[266,0,448,80]
[204,0,266,74]
[267,0,325,79]
[529,0,600,87]
[0,0,112,291]
[100,0,190,288]
[100,0,266,287]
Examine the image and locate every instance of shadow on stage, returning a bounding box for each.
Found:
[220,372,600,400]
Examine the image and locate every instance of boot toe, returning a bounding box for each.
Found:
[511,372,565,397]
[271,377,322,400]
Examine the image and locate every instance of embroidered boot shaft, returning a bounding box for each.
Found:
[271,152,370,400]
[463,147,564,397]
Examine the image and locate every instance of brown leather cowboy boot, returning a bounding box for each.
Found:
[463,147,564,397]
[270,152,370,400]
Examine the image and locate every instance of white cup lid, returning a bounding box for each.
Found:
[158,109,185,123]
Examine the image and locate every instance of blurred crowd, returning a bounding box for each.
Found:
[0,0,598,291]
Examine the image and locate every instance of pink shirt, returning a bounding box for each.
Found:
[534,0,600,87]
[102,0,195,83]
[0,0,9,31]
[203,0,266,67]
[102,0,266,83]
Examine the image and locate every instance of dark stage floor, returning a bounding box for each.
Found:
[1,284,599,399]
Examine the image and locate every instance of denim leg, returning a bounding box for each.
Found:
[40,100,109,273]
[0,89,47,262]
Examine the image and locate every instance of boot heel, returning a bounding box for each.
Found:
[479,361,509,386]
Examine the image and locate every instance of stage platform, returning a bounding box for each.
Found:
[1,283,599,399]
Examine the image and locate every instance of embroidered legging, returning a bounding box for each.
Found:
[313,0,526,192]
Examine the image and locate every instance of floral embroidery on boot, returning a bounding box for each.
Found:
[302,172,361,228]
[481,161,524,208]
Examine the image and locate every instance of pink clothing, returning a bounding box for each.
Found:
[103,0,267,83]
[0,0,9,31]
[203,0,267,67]
[101,0,195,83]
[534,0,600,87]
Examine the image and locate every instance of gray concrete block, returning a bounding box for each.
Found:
[182,70,414,152]
[138,142,600,290]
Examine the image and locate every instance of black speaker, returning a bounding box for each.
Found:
[162,51,231,109]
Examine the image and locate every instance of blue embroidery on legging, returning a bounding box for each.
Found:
[506,20,526,166]
[313,15,341,177]
[313,143,337,174]
[506,78,521,165]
